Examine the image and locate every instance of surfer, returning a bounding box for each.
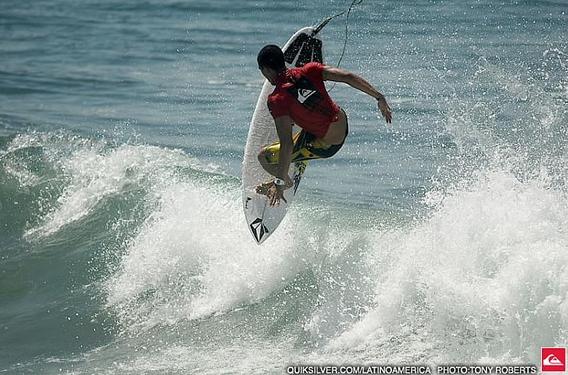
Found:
[255,44,392,206]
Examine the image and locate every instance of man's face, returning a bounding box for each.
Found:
[259,65,277,85]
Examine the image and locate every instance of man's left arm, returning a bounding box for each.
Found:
[322,66,392,124]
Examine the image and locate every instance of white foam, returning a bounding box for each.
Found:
[326,168,568,363]
[1,132,86,189]
[105,180,314,331]
[24,142,190,239]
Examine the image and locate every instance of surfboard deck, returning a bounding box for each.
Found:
[242,26,324,244]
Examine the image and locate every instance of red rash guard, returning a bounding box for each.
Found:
[267,62,340,139]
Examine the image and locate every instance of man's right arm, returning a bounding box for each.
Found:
[274,115,294,187]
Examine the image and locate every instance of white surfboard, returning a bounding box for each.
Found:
[242,26,324,244]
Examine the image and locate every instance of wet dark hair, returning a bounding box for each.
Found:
[257,44,285,71]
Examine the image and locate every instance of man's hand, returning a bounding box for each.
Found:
[377,96,392,124]
[267,183,287,207]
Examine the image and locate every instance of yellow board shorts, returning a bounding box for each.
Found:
[262,114,349,165]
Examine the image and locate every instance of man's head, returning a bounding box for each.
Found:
[257,44,285,85]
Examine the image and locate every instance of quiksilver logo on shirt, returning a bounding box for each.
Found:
[297,89,316,103]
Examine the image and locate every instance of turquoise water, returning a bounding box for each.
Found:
[1,0,567,374]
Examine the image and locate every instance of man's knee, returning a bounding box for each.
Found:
[257,149,267,165]
[259,147,279,165]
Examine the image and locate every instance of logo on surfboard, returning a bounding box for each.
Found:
[250,218,269,243]
[293,161,307,195]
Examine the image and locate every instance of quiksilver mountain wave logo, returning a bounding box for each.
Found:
[297,88,316,104]
[541,347,566,372]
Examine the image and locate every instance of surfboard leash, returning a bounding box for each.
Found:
[313,0,364,91]
[313,0,363,37]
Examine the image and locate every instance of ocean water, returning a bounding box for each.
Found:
[1,0,567,373]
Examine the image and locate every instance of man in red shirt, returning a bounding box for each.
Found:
[256,44,392,206]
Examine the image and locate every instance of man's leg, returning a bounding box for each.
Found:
[255,128,342,195]
[257,149,280,177]
[256,130,307,177]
